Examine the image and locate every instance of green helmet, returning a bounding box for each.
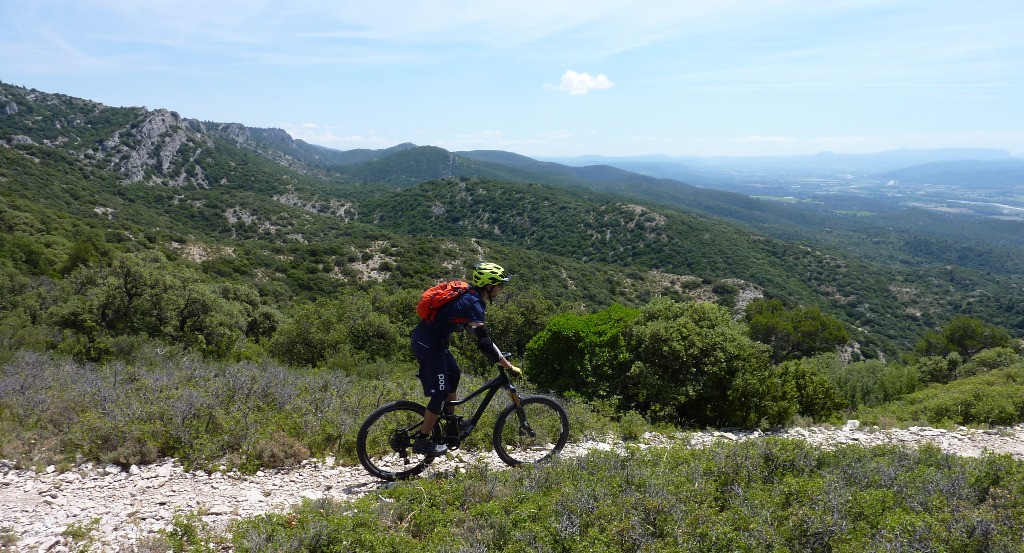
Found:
[472,262,510,287]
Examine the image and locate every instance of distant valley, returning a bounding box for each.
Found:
[544,152,1024,221]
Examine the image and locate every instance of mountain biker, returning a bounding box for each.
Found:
[410,262,523,456]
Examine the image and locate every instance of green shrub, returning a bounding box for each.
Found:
[616,410,648,441]
[562,397,618,441]
[525,304,639,401]
[862,366,1024,426]
[958,347,1021,379]
[0,525,18,549]
[484,289,558,359]
[909,352,963,384]
[914,316,1013,359]
[38,251,269,362]
[825,357,921,409]
[61,517,101,553]
[162,513,219,553]
[228,439,1024,552]
[268,295,406,368]
[775,355,845,421]
[744,298,850,363]
[728,362,798,428]
[528,299,789,428]
[623,300,777,426]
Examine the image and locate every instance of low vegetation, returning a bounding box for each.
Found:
[227,439,1024,552]
[3,302,1023,472]
[0,348,614,471]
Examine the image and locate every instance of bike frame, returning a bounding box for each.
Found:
[442,367,523,436]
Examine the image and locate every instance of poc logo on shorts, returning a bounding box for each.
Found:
[437,374,446,392]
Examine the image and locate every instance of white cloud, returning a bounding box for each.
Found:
[549,70,614,95]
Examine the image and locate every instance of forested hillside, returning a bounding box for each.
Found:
[4,80,1024,350]
[3,80,1024,474]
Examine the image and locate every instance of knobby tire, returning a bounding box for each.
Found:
[356,400,437,481]
[492,395,570,466]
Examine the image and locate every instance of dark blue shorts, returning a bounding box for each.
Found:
[412,339,462,401]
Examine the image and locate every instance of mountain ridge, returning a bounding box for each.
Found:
[3,80,1024,356]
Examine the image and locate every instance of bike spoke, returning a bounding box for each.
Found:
[357,401,435,481]
[493,396,569,466]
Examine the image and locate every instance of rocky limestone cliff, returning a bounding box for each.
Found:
[211,122,251,145]
[100,110,211,186]
[248,126,296,149]
[206,122,313,173]
[1,82,312,186]
[86,109,310,185]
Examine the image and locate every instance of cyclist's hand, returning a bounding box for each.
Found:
[507,364,523,378]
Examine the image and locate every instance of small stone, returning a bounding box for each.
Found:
[206,504,231,515]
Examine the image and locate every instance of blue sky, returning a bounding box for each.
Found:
[3,0,1023,157]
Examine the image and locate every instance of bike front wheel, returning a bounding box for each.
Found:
[492,395,570,467]
[356,400,436,481]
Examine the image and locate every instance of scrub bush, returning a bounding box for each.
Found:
[229,439,1024,552]
[528,299,797,428]
[860,366,1024,426]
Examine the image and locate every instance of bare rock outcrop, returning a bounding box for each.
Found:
[100,110,210,186]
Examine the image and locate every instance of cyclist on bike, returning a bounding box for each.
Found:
[411,262,523,456]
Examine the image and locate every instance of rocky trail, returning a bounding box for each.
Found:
[3,422,1024,552]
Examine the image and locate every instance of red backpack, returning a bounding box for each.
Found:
[416,280,470,322]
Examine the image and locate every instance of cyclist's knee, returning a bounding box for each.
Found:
[426,394,445,414]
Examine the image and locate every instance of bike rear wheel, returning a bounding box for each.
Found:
[356,400,436,481]
[492,395,570,466]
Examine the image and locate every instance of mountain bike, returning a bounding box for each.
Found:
[356,359,570,481]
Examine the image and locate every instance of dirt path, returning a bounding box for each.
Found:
[3,423,1024,552]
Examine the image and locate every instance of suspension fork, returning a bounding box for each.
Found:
[507,383,523,408]
[506,383,536,437]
